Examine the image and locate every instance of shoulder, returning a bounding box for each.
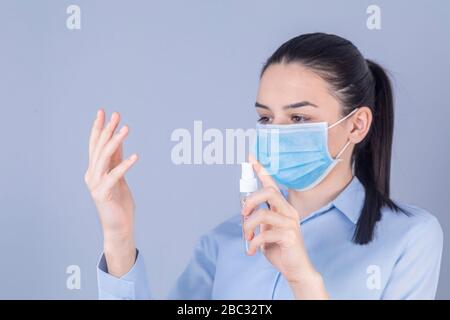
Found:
[377,200,443,250]
[200,214,242,243]
[194,214,242,256]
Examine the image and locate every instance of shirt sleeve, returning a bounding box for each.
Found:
[97,233,217,300]
[381,215,444,300]
[97,249,151,300]
[168,233,217,299]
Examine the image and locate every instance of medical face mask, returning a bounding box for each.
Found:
[254,108,358,191]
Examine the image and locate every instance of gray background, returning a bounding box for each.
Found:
[0,0,448,299]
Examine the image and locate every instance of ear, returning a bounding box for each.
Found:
[349,106,372,144]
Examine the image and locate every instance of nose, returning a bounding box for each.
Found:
[271,117,291,125]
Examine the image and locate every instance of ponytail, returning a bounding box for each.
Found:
[353,59,407,244]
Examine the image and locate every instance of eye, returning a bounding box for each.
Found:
[291,114,310,123]
[257,116,272,124]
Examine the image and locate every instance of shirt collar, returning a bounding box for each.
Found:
[329,176,365,224]
[280,175,365,225]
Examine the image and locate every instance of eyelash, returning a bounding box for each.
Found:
[257,116,270,124]
[257,115,310,124]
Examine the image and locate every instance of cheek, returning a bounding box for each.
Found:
[326,128,347,157]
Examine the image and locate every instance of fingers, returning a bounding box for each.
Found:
[102,154,139,191]
[246,229,280,255]
[247,229,299,255]
[85,110,138,196]
[241,186,292,218]
[111,137,124,167]
[249,153,279,191]
[93,125,129,177]
[243,208,288,241]
[91,111,121,167]
[89,109,105,165]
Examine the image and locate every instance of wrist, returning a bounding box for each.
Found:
[288,269,329,300]
[103,232,136,277]
[103,232,135,258]
[288,268,323,287]
[103,227,134,246]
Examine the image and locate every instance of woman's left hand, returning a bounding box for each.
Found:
[242,155,329,299]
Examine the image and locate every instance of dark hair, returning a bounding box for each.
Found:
[260,32,408,245]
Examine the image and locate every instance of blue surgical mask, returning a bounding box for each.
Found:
[254,108,358,191]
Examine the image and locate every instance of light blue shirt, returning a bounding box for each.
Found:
[97,176,443,299]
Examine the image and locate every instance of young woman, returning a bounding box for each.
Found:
[84,33,443,299]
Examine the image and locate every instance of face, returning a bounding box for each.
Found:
[255,62,367,160]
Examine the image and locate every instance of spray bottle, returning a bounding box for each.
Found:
[239,162,258,252]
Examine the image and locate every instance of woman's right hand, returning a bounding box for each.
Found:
[84,109,139,277]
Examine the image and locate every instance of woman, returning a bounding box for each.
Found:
[84,33,443,299]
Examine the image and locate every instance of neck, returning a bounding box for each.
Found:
[287,161,354,220]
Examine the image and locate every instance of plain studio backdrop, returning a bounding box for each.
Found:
[0,0,449,299]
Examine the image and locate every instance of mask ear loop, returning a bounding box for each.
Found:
[334,140,352,162]
[328,107,359,129]
[328,108,359,161]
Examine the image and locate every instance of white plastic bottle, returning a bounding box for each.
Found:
[239,162,258,252]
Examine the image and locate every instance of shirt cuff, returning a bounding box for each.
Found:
[97,249,151,300]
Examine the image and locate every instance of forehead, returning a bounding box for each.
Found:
[257,62,337,108]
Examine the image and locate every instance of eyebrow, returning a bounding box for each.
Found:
[255,101,319,110]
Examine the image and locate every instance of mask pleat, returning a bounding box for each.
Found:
[280,162,332,189]
[255,121,338,190]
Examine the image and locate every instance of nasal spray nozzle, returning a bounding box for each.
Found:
[240,162,258,253]
[240,162,257,193]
